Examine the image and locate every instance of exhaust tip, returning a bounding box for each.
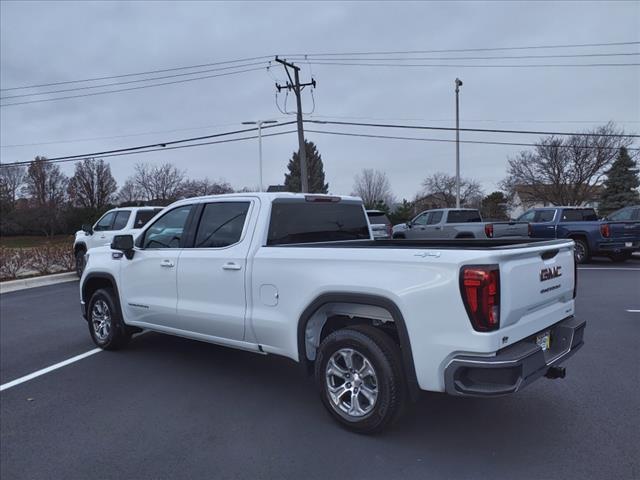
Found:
[545,366,566,380]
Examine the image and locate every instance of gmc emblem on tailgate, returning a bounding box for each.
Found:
[540,266,562,282]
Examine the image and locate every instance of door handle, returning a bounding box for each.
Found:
[160,259,175,268]
[435,227,441,230]
[222,262,242,271]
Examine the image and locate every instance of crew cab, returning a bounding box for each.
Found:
[73,206,163,275]
[80,193,585,433]
[519,206,640,263]
[393,208,529,240]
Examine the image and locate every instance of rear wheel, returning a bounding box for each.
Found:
[315,325,406,434]
[88,288,130,350]
[572,238,590,264]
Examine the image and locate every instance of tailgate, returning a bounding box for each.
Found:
[492,221,529,238]
[497,241,575,329]
[608,221,640,242]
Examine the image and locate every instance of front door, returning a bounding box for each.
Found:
[119,204,195,328]
[177,199,255,341]
[405,212,430,239]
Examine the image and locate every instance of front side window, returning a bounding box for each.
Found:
[112,211,131,230]
[428,211,443,225]
[94,211,116,231]
[194,202,250,248]
[413,213,430,225]
[143,205,193,249]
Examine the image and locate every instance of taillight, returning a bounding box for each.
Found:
[600,223,610,238]
[528,223,533,237]
[460,265,500,332]
[484,223,494,238]
[573,254,578,299]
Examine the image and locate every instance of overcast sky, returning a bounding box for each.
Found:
[1,1,638,200]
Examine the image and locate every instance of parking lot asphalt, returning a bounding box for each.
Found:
[1,261,639,480]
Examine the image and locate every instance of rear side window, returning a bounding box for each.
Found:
[112,211,131,230]
[366,211,391,226]
[143,205,193,249]
[194,202,250,248]
[608,208,634,221]
[267,201,370,245]
[134,209,162,229]
[562,209,597,221]
[447,210,481,223]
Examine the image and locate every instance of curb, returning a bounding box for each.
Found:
[0,271,78,294]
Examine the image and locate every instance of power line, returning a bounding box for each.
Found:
[0,55,273,92]
[0,130,298,167]
[305,120,639,138]
[0,61,269,100]
[306,61,640,68]
[290,52,640,62]
[0,121,297,167]
[0,66,267,107]
[286,41,640,57]
[308,114,640,125]
[305,129,640,150]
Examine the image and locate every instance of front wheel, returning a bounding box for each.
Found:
[315,325,406,434]
[88,288,130,350]
[75,249,86,277]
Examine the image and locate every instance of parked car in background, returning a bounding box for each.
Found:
[366,210,392,239]
[519,206,640,263]
[393,208,529,240]
[73,206,163,275]
[605,205,640,222]
[80,192,584,433]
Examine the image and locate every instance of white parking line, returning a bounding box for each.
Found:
[0,348,102,392]
[626,310,640,313]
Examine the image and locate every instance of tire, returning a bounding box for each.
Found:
[87,288,130,350]
[609,252,632,263]
[572,238,590,264]
[75,249,86,277]
[315,324,406,434]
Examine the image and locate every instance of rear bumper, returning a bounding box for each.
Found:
[444,316,586,397]
[596,240,639,253]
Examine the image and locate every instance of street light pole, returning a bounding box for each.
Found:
[242,119,278,192]
[455,78,463,209]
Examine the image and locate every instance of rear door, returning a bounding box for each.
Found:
[176,199,256,341]
[423,210,444,238]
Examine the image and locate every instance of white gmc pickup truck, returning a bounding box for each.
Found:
[79,193,585,433]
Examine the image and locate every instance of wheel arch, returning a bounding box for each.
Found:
[81,272,121,321]
[74,242,87,255]
[297,292,419,398]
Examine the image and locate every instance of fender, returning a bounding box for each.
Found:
[297,292,419,399]
[81,272,121,320]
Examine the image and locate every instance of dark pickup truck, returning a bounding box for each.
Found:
[518,206,640,263]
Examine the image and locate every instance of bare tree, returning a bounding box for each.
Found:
[179,178,234,198]
[500,122,634,206]
[117,179,144,205]
[132,162,185,203]
[421,172,483,208]
[21,156,68,236]
[352,168,394,209]
[0,164,25,205]
[67,158,118,209]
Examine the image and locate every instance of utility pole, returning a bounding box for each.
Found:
[455,78,463,209]
[275,57,316,193]
[241,119,278,192]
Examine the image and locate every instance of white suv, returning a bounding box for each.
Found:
[73,206,163,275]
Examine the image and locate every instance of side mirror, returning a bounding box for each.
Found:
[111,234,135,259]
[406,221,412,228]
[82,223,94,235]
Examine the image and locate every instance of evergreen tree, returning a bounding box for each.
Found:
[283,140,329,193]
[598,147,640,215]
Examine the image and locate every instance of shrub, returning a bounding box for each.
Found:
[29,245,58,275]
[0,248,30,280]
